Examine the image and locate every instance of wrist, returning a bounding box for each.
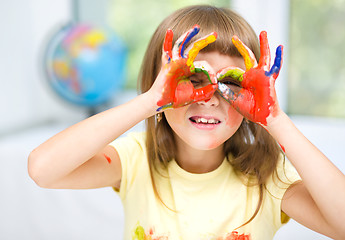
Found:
[265,109,290,136]
[140,90,161,116]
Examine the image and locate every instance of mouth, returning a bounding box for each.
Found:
[189,116,221,126]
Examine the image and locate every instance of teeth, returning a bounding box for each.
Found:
[200,118,208,123]
[208,119,216,124]
[195,118,219,124]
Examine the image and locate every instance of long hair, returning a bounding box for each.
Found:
[138,5,282,227]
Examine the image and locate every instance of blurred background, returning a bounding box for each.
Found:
[0,0,344,239]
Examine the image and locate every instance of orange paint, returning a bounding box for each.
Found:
[103,153,111,164]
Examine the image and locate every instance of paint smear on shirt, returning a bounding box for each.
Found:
[133,224,168,240]
[217,231,251,240]
[132,224,250,240]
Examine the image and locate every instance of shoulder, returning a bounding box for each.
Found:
[110,132,149,198]
[110,131,147,155]
[263,154,301,224]
[266,154,301,193]
[109,131,148,171]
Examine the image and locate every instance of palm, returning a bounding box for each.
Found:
[156,25,218,111]
[217,31,283,126]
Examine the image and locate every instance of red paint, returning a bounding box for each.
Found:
[257,31,270,70]
[174,79,195,106]
[221,31,281,126]
[279,143,286,153]
[157,27,217,110]
[241,69,274,125]
[219,231,251,240]
[103,153,111,164]
[163,29,173,61]
[156,59,217,109]
[157,59,190,108]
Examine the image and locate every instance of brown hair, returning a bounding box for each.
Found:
[138,5,282,227]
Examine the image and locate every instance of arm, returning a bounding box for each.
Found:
[269,112,345,239]
[218,32,345,238]
[28,92,157,189]
[28,25,217,190]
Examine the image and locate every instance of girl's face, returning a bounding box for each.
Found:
[164,51,245,151]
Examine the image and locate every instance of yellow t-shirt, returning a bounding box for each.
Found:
[110,132,300,240]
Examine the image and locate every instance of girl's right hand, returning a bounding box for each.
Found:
[152,25,218,112]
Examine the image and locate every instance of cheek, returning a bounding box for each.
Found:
[164,107,187,126]
[226,105,243,127]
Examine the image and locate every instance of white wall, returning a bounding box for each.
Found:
[0,0,87,136]
[231,0,290,112]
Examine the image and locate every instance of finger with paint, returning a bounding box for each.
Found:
[217,31,284,126]
[156,25,218,111]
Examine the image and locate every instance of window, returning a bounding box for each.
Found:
[289,0,345,118]
[108,0,230,88]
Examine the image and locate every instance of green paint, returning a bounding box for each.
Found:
[133,225,146,240]
[218,68,244,82]
[195,67,212,83]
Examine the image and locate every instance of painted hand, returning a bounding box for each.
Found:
[156,25,218,111]
[217,31,283,126]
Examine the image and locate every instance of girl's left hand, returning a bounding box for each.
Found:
[217,31,283,126]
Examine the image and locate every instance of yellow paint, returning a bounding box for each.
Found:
[187,34,217,66]
[232,36,255,71]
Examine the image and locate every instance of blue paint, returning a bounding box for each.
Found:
[265,45,282,77]
[180,26,200,58]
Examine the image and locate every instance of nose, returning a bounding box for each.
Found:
[197,91,220,107]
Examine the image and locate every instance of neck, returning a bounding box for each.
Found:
[175,142,225,174]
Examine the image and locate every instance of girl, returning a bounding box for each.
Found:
[28,5,345,240]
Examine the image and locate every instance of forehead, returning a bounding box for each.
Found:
[194,51,245,72]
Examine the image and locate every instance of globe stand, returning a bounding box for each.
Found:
[87,107,98,117]
[86,100,112,118]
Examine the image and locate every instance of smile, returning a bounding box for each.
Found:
[189,116,221,124]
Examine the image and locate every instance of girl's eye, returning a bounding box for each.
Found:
[189,72,209,88]
[221,77,242,87]
[189,78,201,86]
[220,77,242,93]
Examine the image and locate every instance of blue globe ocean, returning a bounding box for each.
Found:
[45,24,127,107]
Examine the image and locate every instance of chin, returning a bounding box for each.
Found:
[186,136,225,151]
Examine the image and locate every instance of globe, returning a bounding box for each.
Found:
[44,23,127,107]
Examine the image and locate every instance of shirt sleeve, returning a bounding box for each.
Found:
[109,132,147,200]
[265,154,301,225]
